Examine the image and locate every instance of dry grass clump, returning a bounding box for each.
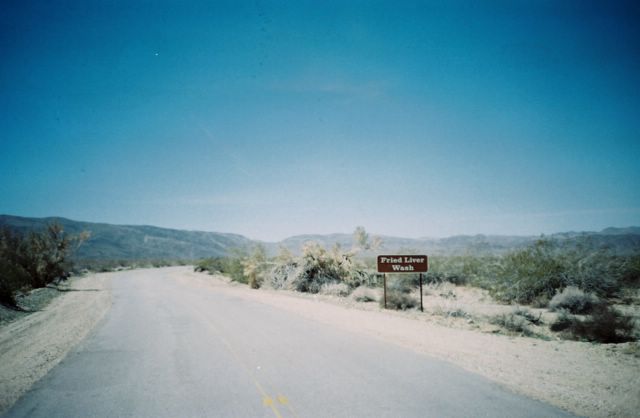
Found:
[433,306,470,319]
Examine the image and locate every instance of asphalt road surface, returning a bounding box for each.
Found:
[5,268,577,417]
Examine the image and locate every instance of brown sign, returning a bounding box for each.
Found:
[377,255,428,273]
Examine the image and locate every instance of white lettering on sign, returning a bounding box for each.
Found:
[392,265,414,271]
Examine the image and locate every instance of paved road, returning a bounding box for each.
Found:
[5,268,576,417]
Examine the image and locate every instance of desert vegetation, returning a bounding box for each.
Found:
[0,223,87,308]
[196,229,640,344]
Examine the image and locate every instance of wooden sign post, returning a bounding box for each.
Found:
[377,255,429,312]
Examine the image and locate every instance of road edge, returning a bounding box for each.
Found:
[0,273,113,414]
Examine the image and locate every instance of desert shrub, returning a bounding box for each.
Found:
[195,251,261,286]
[0,257,30,307]
[446,308,468,318]
[221,248,249,284]
[565,251,626,298]
[530,294,552,308]
[513,307,543,325]
[242,244,268,289]
[0,229,27,307]
[269,242,373,293]
[550,304,636,343]
[320,282,351,297]
[387,275,414,294]
[381,291,418,310]
[292,243,342,293]
[426,255,502,287]
[425,271,467,285]
[0,224,86,307]
[491,239,568,304]
[548,286,599,314]
[550,311,574,332]
[264,228,379,293]
[351,286,377,302]
[572,304,636,343]
[433,307,470,318]
[266,262,300,290]
[490,308,542,336]
[620,254,640,287]
[195,257,222,273]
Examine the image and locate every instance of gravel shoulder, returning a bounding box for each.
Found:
[0,273,112,414]
[178,268,640,418]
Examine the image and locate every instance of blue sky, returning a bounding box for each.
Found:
[1,0,639,241]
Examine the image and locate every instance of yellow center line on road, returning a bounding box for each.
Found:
[278,394,300,418]
[195,311,293,418]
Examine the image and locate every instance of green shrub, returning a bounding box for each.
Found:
[426,255,502,288]
[222,248,249,284]
[620,254,640,287]
[242,244,268,289]
[492,239,567,304]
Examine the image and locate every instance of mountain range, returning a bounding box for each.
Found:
[1,214,639,260]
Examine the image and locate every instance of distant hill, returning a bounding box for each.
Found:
[257,230,640,257]
[598,226,640,236]
[0,215,253,260]
[1,215,639,260]
[277,233,538,256]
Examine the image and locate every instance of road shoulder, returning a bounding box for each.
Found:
[0,273,112,414]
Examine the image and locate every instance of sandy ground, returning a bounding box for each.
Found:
[0,273,112,414]
[178,268,640,418]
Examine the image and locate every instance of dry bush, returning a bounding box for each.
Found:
[548,286,599,314]
[351,286,377,302]
[550,310,574,332]
[551,304,637,343]
[320,282,351,297]
[490,308,542,337]
[266,241,373,293]
[1,224,86,308]
[387,276,414,294]
[381,291,418,310]
[433,306,470,319]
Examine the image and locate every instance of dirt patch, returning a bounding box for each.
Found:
[183,268,640,418]
[0,273,112,414]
